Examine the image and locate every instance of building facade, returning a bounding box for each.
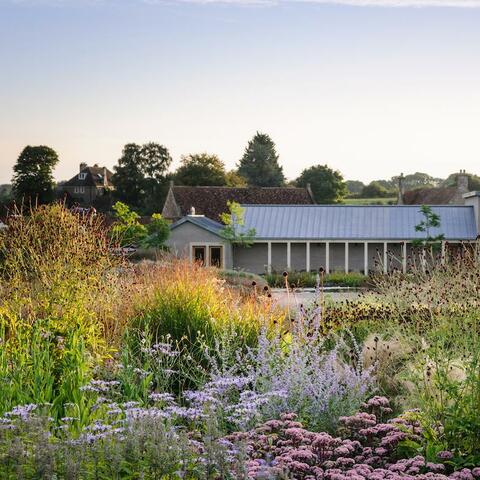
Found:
[59,163,114,206]
[166,196,480,274]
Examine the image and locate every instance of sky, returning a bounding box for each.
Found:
[1,0,480,185]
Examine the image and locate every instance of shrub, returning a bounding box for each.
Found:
[0,204,121,417]
[265,271,368,288]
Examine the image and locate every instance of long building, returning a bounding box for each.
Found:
[166,192,480,275]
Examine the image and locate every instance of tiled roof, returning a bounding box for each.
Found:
[240,205,477,241]
[168,186,314,222]
[64,165,114,188]
[402,187,462,205]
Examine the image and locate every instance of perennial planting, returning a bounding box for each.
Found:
[0,205,478,478]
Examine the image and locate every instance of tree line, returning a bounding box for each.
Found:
[7,133,480,214]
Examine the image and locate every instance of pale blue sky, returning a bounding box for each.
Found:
[1,0,480,184]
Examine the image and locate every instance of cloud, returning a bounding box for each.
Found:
[5,0,480,6]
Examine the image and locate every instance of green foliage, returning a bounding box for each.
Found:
[225,170,247,187]
[0,204,119,418]
[295,164,347,204]
[220,201,256,246]
[237,132,285,187]
[175,153,227,186]
[110,201,148,246]
[112,142,172,212]
[12,145,59,204]
[110,202,169,248]
[360,181,391,198]
[265,271,368,288]
[143,213,170,248]
[413,205,445,249]
[345,180,365,195]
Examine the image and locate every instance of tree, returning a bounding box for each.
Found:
[238,132,285,187]
[112,142,172,211]
[295,164,347,204]
[346,180,365,196]
[225,170,247,187]
[143,213,170,248]
[12,146,59,204]
[397,172,442,190]
[175,153,227,186]
[110,201,170,248]
[360,181,390,198]
[110,201,148,246]
[413,205,445,251]
[220,201,256,247]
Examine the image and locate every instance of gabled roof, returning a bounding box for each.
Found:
[240,205,477,241]
[402,187,462,205]
[170,215,224,236]
[64,165,114,188]
[164,186,314,222]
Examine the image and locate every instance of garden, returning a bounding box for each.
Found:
[0,204,479,479]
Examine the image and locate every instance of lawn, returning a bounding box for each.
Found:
[0,204,478,479]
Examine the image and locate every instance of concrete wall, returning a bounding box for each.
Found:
[291,243,307,271]
[167,222,233,269]
[233,243,268,274]
[329,243,345,272]
[310,243,326,272]
[271,243,288,272]
[348,243,365,272]
[367,243,384,273]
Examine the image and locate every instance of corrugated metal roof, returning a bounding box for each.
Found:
[170,215,224,236]
[240,205,478,241]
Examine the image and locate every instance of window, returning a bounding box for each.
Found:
[209,246,223,268]
[78,173,87,180]
[74,187,85,194]
[193,246,206,266]
[192,245,223,268]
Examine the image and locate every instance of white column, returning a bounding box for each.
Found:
[306,242,311,272]
[344,242,349,273]
[267,242,272,274]
[326,242,330,274]
[441,240,446,265]
[287,242,291,271]
[383,242,388,274]
[364,242,368,275]
[402,241,407,274]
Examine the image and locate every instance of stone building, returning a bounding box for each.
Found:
[59,163,114,206]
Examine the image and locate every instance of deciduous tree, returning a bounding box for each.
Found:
[296,164,347,204]
[175,153,227,186]
[12,146,59,204]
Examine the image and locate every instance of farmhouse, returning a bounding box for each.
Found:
[59,163,114,206]
[166,192,480,275]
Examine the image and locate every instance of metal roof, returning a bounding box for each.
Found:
[240,205,478,241]
[170,215,224,236]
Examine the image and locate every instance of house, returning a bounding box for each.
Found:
[166,192,480,274]
[161,184,315,222]
[399,170,469,205]
[59,163,114,206]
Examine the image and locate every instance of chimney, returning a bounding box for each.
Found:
[80,162,87,172]
[397,173,405,205]
[103,167,108,187]
[189,206,196,216]
[457,169,469,194]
